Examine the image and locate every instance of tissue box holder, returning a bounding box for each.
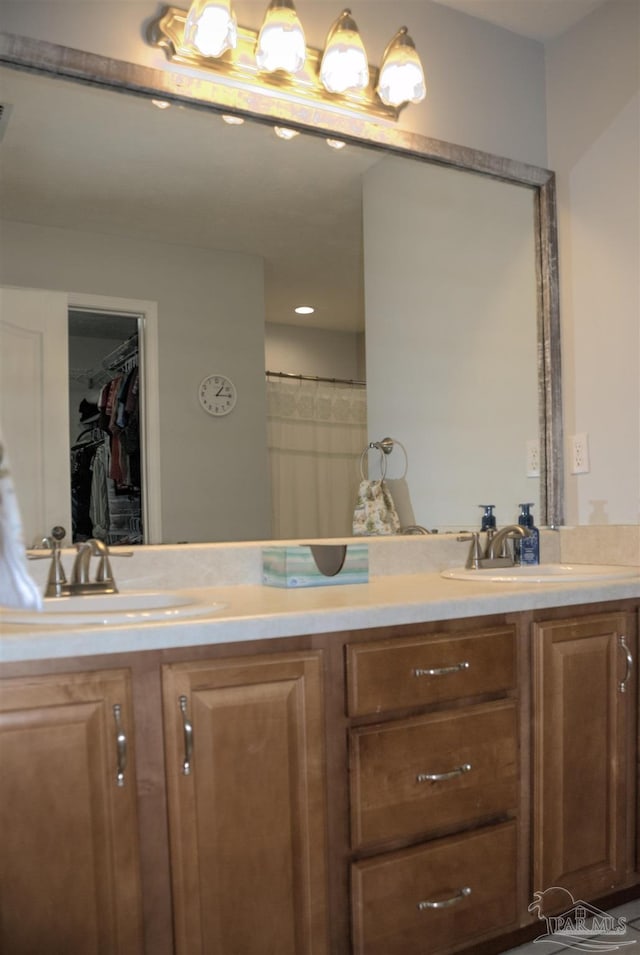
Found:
[262,543,369,588]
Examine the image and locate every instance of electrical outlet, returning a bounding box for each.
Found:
[526,439,540,477]
[571,432,590,474]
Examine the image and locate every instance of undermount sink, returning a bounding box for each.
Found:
[0,591,225,625]
[442,563,640,584]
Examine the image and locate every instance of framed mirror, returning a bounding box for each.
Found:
[0,30,563,544]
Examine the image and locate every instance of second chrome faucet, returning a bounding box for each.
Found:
[458,524,531,570]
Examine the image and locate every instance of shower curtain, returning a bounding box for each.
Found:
[266,377,367,539]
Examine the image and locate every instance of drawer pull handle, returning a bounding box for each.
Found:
[179,695,193,776]
[418,886,472,910]
[619,635,633,693]
[417,762,472,784]
[414,661,470,677]
[113,703,127,788]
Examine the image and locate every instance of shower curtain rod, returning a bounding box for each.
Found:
[266,370,366,387]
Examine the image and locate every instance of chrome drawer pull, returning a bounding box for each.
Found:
[417,762,472,784]
[113,703,127,788]
[619,635,633,693]
[414,661,470,677]
[418,886,472,910]
[179,695,193,776]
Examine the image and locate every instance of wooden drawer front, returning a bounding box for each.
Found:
[347,627,515,717]
[350,700,518,848]
[352,821,518,955]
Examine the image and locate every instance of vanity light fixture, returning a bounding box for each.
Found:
[151,4,426,121]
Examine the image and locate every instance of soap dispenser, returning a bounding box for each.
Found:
[478,505,496,532]
[517,502,540,565]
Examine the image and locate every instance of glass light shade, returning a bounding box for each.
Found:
[377,27,426,108]
[320,10,369,94]
[256,0,306,74]
[183,0,237,57]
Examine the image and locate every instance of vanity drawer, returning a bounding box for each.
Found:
[346,627,515,717]
[350,699,518,848]
[351,820,518,955]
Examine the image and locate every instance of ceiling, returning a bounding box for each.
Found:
[433,0,609,42]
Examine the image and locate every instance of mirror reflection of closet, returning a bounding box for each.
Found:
[68,310,144,545]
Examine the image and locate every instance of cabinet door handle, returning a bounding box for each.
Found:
[417,762,472,784]
[113,703,127,788]
[179,695,193,776]
[414,661,470,677]
[619,635,633,693]
[417,886,472,910]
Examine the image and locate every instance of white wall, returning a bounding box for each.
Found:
[546,0,640,525]
[0,220,271,543]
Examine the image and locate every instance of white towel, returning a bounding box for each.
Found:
[0,431,42,609]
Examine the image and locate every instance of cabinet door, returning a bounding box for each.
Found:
[533,612,636,901]
[0,668,143,955]
[163,651,328,955]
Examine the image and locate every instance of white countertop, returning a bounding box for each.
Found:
[2,571,640,664]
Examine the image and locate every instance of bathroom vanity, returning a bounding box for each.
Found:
[1,563,639,955]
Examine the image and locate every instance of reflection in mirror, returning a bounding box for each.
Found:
[0,40,562,544]
[68,311,144,546]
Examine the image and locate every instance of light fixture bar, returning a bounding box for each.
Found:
[151,5,401,121]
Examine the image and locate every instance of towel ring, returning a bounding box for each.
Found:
[385,437,409,480]
[360,444,387,481]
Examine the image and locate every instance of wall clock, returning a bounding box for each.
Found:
[198,374,237,416]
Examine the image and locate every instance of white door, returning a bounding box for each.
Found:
[0,286,72,546]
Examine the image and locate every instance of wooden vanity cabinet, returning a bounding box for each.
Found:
[161,650,329,955]
[346,624,522,955]
[0,668,143,955]
[532,611,638,903]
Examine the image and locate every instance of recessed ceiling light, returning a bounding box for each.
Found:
[222,114,245,125]
[151,99,171,109]
[274,127,300,141]
[326,138,346,150]
[295,305,315,315]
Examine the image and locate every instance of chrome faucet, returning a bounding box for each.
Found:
[71,538,119,595]
[458,524,530,570]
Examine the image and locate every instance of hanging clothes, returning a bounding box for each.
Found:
[70,333,143,545]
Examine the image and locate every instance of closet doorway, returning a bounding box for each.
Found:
[69,309,145,545]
